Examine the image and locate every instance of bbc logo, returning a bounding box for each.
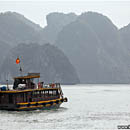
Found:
[117,125,130,129]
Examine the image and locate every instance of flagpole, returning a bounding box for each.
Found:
[16,57,23,76]
[19,64,22,76]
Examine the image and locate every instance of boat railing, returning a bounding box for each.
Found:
[42,83,61,89]
[38,82,63,98]
[0,83,62,91]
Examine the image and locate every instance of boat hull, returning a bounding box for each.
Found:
[0,98,67,111]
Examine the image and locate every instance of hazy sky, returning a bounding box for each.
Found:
[0,0,130,28]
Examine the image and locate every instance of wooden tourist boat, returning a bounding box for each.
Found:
[0,58,68,111]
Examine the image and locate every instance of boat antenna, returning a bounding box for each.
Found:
[6,72,9,90]
[21,56,24,75]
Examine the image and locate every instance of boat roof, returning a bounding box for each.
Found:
[14,73,40,79]
[14,75,40,79]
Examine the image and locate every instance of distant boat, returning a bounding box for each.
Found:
[0,58,68,111]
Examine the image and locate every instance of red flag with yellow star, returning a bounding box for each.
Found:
[16,57,20,64]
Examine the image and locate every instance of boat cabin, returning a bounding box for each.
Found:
[13,73,40,90]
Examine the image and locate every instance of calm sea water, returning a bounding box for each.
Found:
[0,84,130,130]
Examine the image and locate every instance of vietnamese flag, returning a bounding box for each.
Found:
[16,57,20,64]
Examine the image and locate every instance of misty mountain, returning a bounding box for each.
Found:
[0,12,42,46]
[0,40,11,68]
[0,43,80,84]
[11,12,42,31]
[40,12,77,44]
[55,12,130,83]
[0,11,130,84]
[119,24,130,51]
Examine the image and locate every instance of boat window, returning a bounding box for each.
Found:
[39,91,41,97]
[53,90,56,96]
[37,91,40,94]
[42,91,45,95]
[45,90,48,95]
[49,90,53,95]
